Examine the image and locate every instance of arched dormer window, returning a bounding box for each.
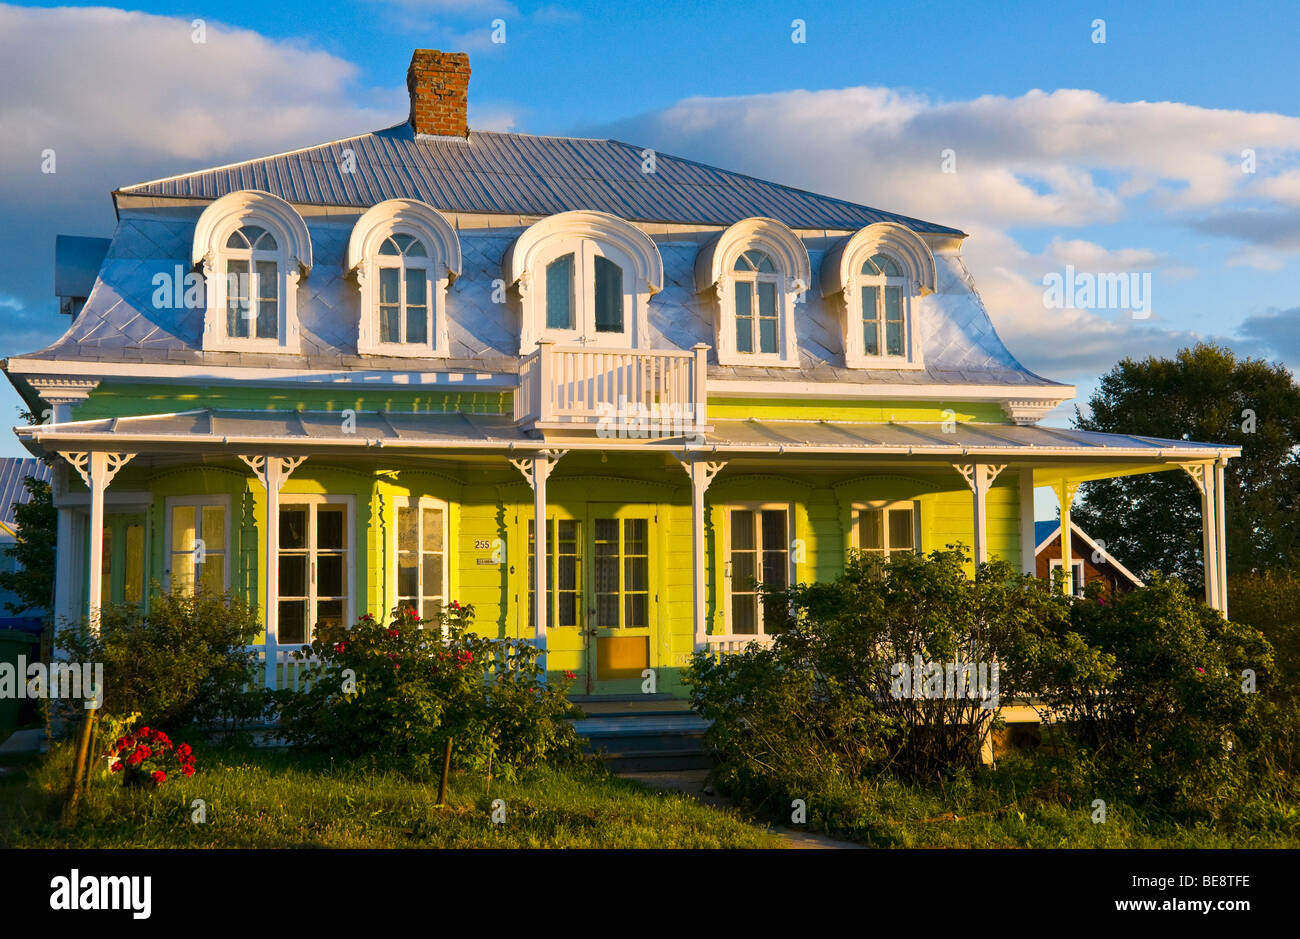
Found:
[503,211,662,355]
[346,199,461,358]
[694,218,810,367]
[193,190,312,353]
[820,222,936,370]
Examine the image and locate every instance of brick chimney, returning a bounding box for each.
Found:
[407,49,471,138]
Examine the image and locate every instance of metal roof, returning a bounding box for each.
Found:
[15,411,1237,462]
[0,458,53,535]
[118,124,964,236]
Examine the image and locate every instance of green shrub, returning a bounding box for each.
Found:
[274,603,584,777]
[1041,575,1274,817]
[57,589,265,730]
[1229,570,1300,773]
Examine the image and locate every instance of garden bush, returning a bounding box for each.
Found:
[57,589,265,730]
[1229,569,1300,773]
[274,603,584,777]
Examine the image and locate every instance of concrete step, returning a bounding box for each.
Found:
[601,749,714,773]
[572,710,713,772]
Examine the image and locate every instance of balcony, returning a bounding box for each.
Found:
[515,341,710,438]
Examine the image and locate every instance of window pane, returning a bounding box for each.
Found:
[279,554,307,598]
[872,254,901,276]
[255,260,278,340]
[317,554,344,596]
[379,237,400,256]
[732,551,756,591]
[422,507,444,552]
[422,553,443,599]
[226,229,250,249]
[758,282,778,354]
[759,317,778,355]
[226,259,250,337]
[858,510,883,550]
[732,594,757,635]
[316,600,344,633]
[593,255,623,333]
[730,509,755,551]
[862,285,879,356]
[317,508,345,550]
[884,287,903,356]
[625,593,647,628]
[398,505,416,552]
[734,281,753,353]
[253,229,277,251]
[125,524,144,604]
[888,507,914,551]
[199,553,224,594]
[379,268,401,343]
[397,555,418,599]
[280,508,307,550]
[546,254,574,330]
[172,506,196,553]
[279,601,306,644]
[860,257,881,275]
[405,271,428,344]
[202,506,225,553]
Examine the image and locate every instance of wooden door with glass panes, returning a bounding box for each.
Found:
[278,499,350,646]
[528,513,584,686]
[396,499,446,625]
[726,505,791,636]
[585,505,655,694]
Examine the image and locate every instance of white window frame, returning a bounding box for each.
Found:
[1049,557,1086,597]
[722,502,795,636]
[347,199,460,359]
[850,500,920,558]
[696,218,810,368]
[391,495,450,629]
[163,495,232,594]
[504,210,663,355]
[276,494,355,647]
[192,190,311,354]
[820,222,936,371]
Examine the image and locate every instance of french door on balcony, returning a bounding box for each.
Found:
[277,496,352,646]
[527,504,656,694]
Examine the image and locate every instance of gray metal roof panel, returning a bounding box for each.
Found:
[0,458,53,530]
[120,125,964,235]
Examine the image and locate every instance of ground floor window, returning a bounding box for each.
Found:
[278,498,351,645]
[528,517,582,630]
[395,497,447,624]
[100,516,146,607]
[852,501,917,559]
[726,504,791,635]
[592,517,649,629]
[166,497,229,595]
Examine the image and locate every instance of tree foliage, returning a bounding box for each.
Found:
[1072,343,1300,589]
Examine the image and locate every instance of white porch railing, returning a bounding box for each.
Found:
[515,341,708,434]
[703,633,777,657]
[244,638,537,693]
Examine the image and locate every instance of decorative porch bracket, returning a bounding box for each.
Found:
[1178,461,1227,614]
[239,455,308,687]
[510,450,568,671]
[677,457,727,650]
[1046,479,1081,596]
[952,463,1005,568]
[59,451,136,630]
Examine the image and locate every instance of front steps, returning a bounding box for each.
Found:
[569,696,712,772]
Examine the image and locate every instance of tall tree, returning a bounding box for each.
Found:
[1072,343,1300,592]
[0,476,56,615]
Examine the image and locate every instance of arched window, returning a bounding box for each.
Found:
[820,222,936,369]
[192,190,312,353]
[346,199,460,358]
[694,217,810,367]
[504,211,662,354]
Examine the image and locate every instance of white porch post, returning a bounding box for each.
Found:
[678,457,726,651]
[1054,479,1077,596]
[511,450,566,672]
[1180,462,1225,612]
[1018,469,1037,576]
[954,463,1005,568]
[59,451,135,629]
[1215,459,1229,618]
[240,455,306,688]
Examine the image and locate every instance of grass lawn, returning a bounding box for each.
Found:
[0,743,781,849]
[721,753,1300,848]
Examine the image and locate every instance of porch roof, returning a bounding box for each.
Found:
[16,409,1239,475]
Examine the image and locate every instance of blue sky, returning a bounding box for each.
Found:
[3,0,1300,502]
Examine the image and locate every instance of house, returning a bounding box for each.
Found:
[1034,519,1143,597]
[2,49,1241,698]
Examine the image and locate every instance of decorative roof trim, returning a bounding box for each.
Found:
[502,210,664,294]
[819,222,937,300]
[693,216,811,296]
[345,198,462,281]
[192,189,313,275]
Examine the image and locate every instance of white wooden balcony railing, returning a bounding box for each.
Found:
[515,341,709,435]
[703,633,777,657]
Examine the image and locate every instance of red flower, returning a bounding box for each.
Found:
[449,600,461,610]
[181,764,195,777]
[334,641,348,653]
[110,760,123,773]
[137,745,152,760]
[1197,666,1206,674]
[152,770,166,784]
[127,750,145,766]
[564,671,576,681]
[176,743,192,760]
[388,628,400,638]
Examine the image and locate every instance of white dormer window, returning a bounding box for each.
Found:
[347,199,461,358]
[695,217,810,368]
[505,211,662,354]
[193,190,312,354]
[820,222,937,370]
[859,253,907,358]
[224,226,280,341]
[732,250,779,355]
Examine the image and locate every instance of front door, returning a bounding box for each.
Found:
[527,503,657,695]
[584,505,655,695]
